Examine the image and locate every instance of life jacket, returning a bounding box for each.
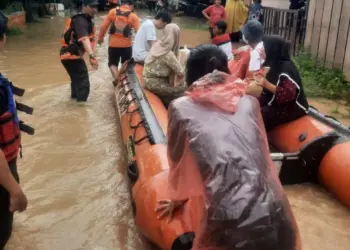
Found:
[60,13,96,51]
[109,7,132,37]
[0,74,34,162]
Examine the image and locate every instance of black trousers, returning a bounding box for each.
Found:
[209,27,214,39]
[0,158,19,250]
[61,59,90,102]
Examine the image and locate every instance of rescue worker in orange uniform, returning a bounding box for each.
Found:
[98,0,140,85]
[0,11,35,249]
[60,0,99,103]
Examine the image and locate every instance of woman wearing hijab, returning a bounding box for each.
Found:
[256,35,309,131]
[143,23,186,107]
[156,44,301,250]
[225,0,248,42]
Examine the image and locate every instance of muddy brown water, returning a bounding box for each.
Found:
[1,10,349,250]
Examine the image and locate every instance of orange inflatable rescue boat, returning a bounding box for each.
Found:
[114,61,350,249]
[115,62,197,250]
[228,45,350,208]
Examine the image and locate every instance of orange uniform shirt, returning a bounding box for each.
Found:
[98,6,140,48]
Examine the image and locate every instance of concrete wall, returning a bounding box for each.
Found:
[7,11,26,29]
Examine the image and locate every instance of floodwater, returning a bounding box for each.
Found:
[1,9,349,250]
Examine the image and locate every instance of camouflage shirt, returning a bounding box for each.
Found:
[143,51,186,106]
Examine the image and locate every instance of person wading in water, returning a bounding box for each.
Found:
[0,10,35,250]
[60,0,99,103]
[98,0,140,86]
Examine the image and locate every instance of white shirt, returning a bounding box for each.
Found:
[218,42,234,61]
[248,41,265,71]
[212,34,233,61]
[132,19,157,62]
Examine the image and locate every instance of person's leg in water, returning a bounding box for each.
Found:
[0,158,19,250]
[62,59,90,102]
[108,47,122,86]
[110,65,119,85]
[72,60,90,102]
[61,59,78,99]
[120,46,132,70]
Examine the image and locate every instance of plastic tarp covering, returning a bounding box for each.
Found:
[229,45,251,79]
[229,45,266,80]
[167,70,300,250]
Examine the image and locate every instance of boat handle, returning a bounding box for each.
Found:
[270,152,300,161]
[132,120,150,145]
[120,80,130,88]
[128,108,141,128]
[120,98,136,114]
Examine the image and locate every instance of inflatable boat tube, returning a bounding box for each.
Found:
[268,107,350,208]
[115,62,350,248]
[115,62,196,250]
[227,46,350,208]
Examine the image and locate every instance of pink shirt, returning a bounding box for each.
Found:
[203,4,226,27]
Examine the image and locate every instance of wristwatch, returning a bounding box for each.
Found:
[89,54,96,59]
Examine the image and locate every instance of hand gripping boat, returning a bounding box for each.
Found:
[229,45,350,207]
[115,62,197,250]
[115,61,350,249]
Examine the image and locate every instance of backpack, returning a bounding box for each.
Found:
[109,8,132,37]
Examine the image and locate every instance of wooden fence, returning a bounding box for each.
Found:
[262,6,307,55]
[304,0,350,80]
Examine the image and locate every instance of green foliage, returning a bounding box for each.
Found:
[294,50,350,103]
[6,26,23,36]
[2,1,23,15]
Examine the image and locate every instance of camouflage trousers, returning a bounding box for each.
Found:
[144,77,186,107]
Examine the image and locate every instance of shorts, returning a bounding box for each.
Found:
[108,47,132,67]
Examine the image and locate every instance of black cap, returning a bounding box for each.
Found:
[83,0,99,6]
[241,20,264,43]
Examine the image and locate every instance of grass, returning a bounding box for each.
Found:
[6,27,23,36]
[293,50,350,104]
[331,104,340,114]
